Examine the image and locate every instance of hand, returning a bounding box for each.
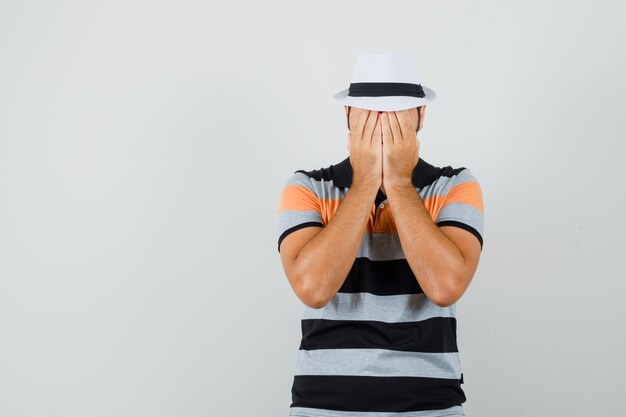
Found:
[347,108,383,189]
[380,109,420,188]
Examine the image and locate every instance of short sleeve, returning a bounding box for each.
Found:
[435,168,484,250]
[277,171,325,253]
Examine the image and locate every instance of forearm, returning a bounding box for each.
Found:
[295,182,378,307]
[385,182,465,305]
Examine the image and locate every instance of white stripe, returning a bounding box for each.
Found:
[295,348,462,379]
[288,405,465,417]
[302,292,455,323]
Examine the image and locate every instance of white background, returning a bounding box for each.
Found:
[1,1,625,416]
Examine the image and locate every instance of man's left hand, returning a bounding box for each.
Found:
[381,110,420,188]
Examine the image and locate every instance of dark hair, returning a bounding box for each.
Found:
[346,105,422,134]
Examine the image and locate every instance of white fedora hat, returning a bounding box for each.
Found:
[333,51,436,111]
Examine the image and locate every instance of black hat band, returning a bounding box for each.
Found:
[348,82,425,98]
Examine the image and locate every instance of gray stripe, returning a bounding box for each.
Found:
[290,171,452,201]
[301,292,455,322]
[452,168,477,185]
[435,203,484,236]
[278,170,470,239]
[278,209,325,235]
[295,348,462,379]
[289,405,465,417]
[285,167,477,206]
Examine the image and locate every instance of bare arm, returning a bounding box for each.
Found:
[280,109,384,309]
[385,182,465,306]
[379,110,484,307]
[285,180,379,308]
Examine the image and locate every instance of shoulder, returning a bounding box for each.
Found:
[454,167,479,181]
[282,159,340,191]
[439,165,484,209]
[283,170,313,187]
[434,163,480,187]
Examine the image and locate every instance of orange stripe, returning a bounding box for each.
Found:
[279,181,482,234]
[317,192,446,234]
[444,180,484,214]
[278,184,322,213]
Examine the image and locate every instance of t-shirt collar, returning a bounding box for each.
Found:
[330,155,440,189]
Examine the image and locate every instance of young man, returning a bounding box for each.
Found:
[277,52,484,417]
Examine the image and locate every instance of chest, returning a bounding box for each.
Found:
[319,185,445,234]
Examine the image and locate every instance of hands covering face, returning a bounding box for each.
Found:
[378,109,421,188]
[346,107,422,189]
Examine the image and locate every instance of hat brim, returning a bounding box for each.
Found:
[332,85,436,111]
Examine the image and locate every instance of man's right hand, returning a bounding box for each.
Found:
[280,108,385,309]
[347,109,383,189]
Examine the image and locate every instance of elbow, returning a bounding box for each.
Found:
[432,282,460,308]
[299,287,329,309]
[296,272,330,309]
[302,295,328,309]
[433,292,456,308]
[430,264,469,307]
[433,296,456,308]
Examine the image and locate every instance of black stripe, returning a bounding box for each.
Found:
[348,82,425,98]
[339,257,423,295]
[436,220,483,250]
[295,158,466,193]
[300,316,458,352]
[278,222,325,253]
[291,374,465,412]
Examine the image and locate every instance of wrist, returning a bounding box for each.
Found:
[350,180,380,195]
[383,178,413,192]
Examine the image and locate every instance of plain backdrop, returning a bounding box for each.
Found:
[1,1,625,416]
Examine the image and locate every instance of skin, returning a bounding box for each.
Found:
[279,104,482,309]
[344,105,425,195]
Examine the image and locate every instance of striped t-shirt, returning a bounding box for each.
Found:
[277,155,484,417]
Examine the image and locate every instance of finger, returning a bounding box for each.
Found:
[364,110,379,144]
[381,112,393,145]
[371,113,382,146]
[395,110,414,139]
[389,112,403,141]
[354,108,370,137]
[348,110,363,146]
